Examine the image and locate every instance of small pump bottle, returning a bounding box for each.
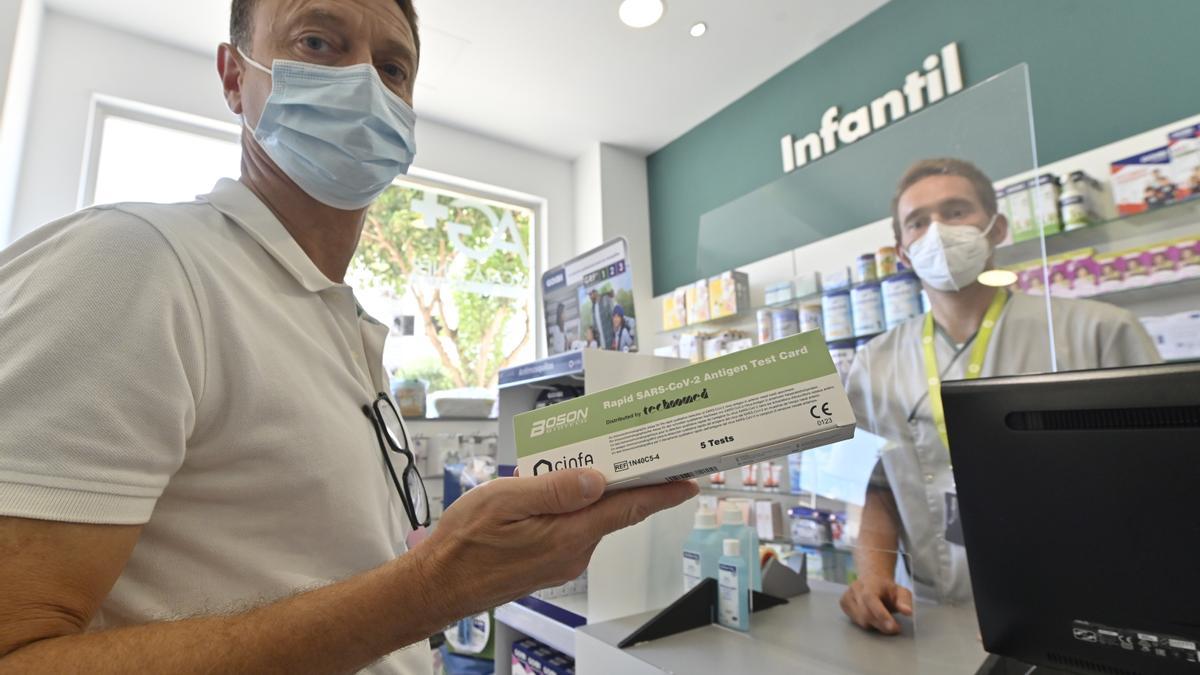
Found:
[717,538,750,631]
[682,507,722,592]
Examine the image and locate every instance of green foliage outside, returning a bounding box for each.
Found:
[390,357,454,393]
[355,185,533,391]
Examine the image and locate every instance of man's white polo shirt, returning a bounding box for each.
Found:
[0,179,432,674]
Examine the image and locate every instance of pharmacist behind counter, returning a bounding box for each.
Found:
[839,158,1161,635]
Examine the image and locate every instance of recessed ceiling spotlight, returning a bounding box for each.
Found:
[689,22,707,37]
[619,0,665,29]
[977,269,1019,288]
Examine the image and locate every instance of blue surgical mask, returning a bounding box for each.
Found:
[239,48,417,210]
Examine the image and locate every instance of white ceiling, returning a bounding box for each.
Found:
[43,0,888,159]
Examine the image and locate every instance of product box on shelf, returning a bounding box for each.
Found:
[702,332,730,361]
[1031,173,1063,237]
[1014,263,1040,296]
[1148,244,1181,285]
[514,331,856,490]
[708,270,751,319]
[822,266,851,291]
[1120,248,1153,288]
[686,280,711,324]
[1111,147,1174,215]
[525,646,558,675]
[678,333,703,362]
[1006,179,1038,242]
[1066,251,1100,298]
[792,271,822,298]
[543,654,575,675]
[1047,256,1074,298]
[755,500,786,540]
[662,288,688,331]
[1095,253,1127,293]
[764,281,794,306]
[1177,238,1200,278]
[1167,124,1200,201]
[1060,170,1106,230]
[1012,265,1030,294]
[512,639,541,675]
[770,308,800,340]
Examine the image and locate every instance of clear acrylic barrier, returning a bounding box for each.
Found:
[692,65,1053,668]
[680,60,1185,674]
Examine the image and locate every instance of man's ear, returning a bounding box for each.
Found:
[990,213,1009,247]
[217,43,244,116]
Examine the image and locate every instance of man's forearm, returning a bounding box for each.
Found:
[856,486,902,579]
[0,549,446,675]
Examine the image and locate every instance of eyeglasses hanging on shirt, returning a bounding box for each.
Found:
[363,393,431,530]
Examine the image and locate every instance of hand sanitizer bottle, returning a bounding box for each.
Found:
[718,538,750,631]
[682,507,722,592]
[719,502,762,592]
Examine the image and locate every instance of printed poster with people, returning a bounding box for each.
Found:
[542,237,639,355]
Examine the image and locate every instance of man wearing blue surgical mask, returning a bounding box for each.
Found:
[0,1,697,672]
[839,158,1159,635]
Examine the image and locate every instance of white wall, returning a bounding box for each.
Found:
[597,144,659,337]
[9,11,235,241]
[0,0,43,242]
[6,11,576,272]
[571,142,660,338]
[572,143,603,254]
[0,1,23,106]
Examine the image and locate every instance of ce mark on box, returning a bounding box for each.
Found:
[809,401,834,426]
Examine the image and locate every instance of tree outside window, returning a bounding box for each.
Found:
[352,182,535,396]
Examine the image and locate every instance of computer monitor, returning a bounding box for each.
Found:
[943,362,1200,675]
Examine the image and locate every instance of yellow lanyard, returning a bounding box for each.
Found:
[922,289,1008,449]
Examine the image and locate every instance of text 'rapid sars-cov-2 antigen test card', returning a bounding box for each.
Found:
[515,331,856,490]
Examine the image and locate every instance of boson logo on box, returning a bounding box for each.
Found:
[529,408,589,438]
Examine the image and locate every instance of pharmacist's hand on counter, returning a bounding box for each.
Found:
[415,468,698,620]
[839,575,913,635]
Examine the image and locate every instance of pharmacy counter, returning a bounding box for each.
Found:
[575,580,989,675]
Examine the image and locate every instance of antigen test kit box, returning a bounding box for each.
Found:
[514,331,856,490]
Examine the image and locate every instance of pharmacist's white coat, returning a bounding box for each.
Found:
[846,291,1159,603]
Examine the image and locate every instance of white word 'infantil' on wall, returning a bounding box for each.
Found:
[780,42,965,174]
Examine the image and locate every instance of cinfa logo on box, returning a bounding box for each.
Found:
[529,408,589,438]
[532,452,595,475]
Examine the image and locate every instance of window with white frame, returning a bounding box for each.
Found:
[83,98,538,405]
[83,97,241,208]
[351,180,537,404]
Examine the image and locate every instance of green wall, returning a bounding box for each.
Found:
[648,0,1200,295]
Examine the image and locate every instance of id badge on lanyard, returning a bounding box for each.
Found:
[922,289,1007,546]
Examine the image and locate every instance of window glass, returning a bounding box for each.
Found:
[352,183,536,404]
[91,115,240,206]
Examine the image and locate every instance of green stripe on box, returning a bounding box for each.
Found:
[515,331,836,456]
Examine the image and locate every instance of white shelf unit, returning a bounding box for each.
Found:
[407,417,499,525]
[492,349,697,673]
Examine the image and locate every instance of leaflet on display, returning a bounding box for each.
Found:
[514,331,856,490]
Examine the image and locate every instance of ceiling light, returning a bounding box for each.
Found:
[689,22,707,37]
[619,0,665,28]
[977,269,1019,288]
